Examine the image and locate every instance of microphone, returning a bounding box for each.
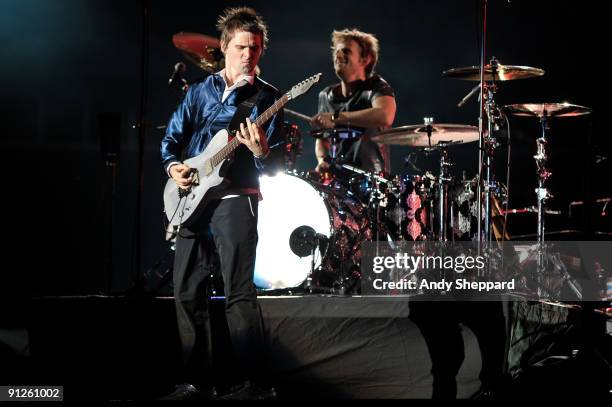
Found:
[168,62,186,86]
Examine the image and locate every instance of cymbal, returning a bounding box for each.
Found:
[371,123,479,147]
[172,32,224,72]
[503,103,592,118]
[443,64,544,81]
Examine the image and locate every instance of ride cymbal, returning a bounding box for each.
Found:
[503,103,592,118]
[371,123,479,147]
[443,64,544,81]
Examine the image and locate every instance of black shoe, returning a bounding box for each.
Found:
[158,383,202,400]
[217,381,277,400]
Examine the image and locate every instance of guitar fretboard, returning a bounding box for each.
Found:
[210,94,290,167]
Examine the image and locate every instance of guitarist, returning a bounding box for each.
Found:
[312,29,396,176]
[160,7,282,400]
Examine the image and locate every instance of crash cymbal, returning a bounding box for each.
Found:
[371,123,479,147]
[443,64,544,81]
[172,32,224,72]
[503,103,592,118]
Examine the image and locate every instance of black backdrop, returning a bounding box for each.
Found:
[0,0,607,298]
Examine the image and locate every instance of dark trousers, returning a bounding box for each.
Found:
[172,195,266,387]
[409,299,507,399]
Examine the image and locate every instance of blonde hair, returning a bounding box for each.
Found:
[332,28,379,76]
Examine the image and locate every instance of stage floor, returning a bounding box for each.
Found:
[1,294,602,400]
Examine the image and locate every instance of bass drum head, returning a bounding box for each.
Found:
[255,173,332,289]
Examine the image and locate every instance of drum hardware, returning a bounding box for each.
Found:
[386,175,406,240]
[373,119,480,242]
[310,128,363,172]
[284,123,302,171]
[418,140,456,242]
[444,57,536,243]
[501,207,562,216]
[481,61,501,244]
[289,225,329,257]
[568,197,611,219]
[436,145,453,241]
[504,102,592,280]
[268,122,303,171]
[367,172,389,243]
[341,164,391,242]
[310,128,363,140]
[503,102,592,248]
[289,225,329,291]
[379,116,473,242]
[443,0,546,241]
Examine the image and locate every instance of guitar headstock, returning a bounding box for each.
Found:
[287,73,322,100]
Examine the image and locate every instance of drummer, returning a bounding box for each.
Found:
[311,28,396,175]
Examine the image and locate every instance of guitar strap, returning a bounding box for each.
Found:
[227,80,264,133]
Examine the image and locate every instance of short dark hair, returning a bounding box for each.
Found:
[332,29,379,76]
[217,7,269,52]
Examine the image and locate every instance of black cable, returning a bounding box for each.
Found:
[166,195,185,227]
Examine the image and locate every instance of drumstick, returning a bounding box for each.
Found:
[341,164,390,183]
[284,108,312,122]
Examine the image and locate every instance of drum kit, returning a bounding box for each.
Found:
[168,32,593,294]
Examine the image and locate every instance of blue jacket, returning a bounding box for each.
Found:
[160,73,284,190]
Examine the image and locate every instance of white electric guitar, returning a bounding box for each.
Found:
[163,73,322,228]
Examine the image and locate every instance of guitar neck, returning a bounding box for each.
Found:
[213,93,289,165]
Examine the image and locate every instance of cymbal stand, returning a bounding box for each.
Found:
[422,118,453,242]
[341,163,389,243]
[437,146,453,241]
[481,58,503,243]
[534,112,552,276]
[368,172,387,242]
[329,131,340,162]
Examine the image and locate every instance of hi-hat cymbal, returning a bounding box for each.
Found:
[443,64,545,81]
[503,103,592,118]
[172,32,224,72]
[371,123,479,147]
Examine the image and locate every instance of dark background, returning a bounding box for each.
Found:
[0,0,607,298]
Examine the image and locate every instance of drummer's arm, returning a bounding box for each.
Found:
[316,138,330,167]
[334,95,396,129]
